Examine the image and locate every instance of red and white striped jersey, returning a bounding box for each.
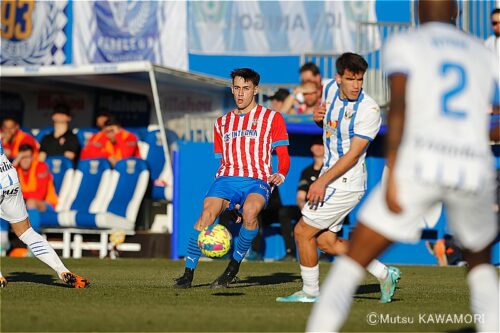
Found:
[214,105,289,182]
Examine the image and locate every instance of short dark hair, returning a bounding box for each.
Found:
[299,62,321,76]
[230,68,260,86]
[336,52,368,75]
[52,103,71,116]
[96,108,112,118]
[103,117,121,127]
[1,116,19,126]
[492,8,500,16]
[18,143,34,153]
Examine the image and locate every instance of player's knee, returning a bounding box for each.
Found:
[199,210,216,225]
[241,204,260,222]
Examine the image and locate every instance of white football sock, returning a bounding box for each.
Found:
[300,264,320,297]
[467,264,499,333]
[307,256,365,332]
[19,228,69,278]
[366,259,388,281]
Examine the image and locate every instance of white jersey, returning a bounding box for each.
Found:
[383,22,499,192]
[0,139,18,190]
[321,79,381,191]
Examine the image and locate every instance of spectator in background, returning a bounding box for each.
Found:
[299,62,322,87]
[95,109,113,130]
[267,88,290,113]
[39,104,80,163]
[485,8,500,58]
[14,144,58,232]
[80,117,140,167]
[1,117,38,161]
[282,81,321,114]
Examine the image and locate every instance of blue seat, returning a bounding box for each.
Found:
[45,156,74,194]
[75,127,99,147]
[142,130,169,200]
[34,127,54,143]
[40,158,112,227]
[73,158,150,230]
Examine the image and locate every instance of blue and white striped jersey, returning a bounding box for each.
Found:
[321,80,382,191]
[383,22,498,191]
[0,136,17,190]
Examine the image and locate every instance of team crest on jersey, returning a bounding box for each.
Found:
[325,120,338,138]
[1,2,60,65]
[344,108,356,119]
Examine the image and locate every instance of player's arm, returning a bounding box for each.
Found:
[385,73,407,213]
[269,112,290,186]
[307,137,370,206]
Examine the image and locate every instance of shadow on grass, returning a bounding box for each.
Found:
[6,271,67,288]
[232,272,301,287]
[353,283,402,302]
[212,292,245,296]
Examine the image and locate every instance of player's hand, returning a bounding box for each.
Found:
[306,179,327,209]
[385,172,402,214]
[268,173,285,187]
[313,101,326,124]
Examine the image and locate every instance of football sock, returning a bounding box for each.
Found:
[18,227,68,278]
[306,256,365,332]
[467,263,499,332]
[233,226,259,262]
[300,264,320,297]
[185,228,202,270]
[366,259,388,281]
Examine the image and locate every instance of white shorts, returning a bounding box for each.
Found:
[0,165,28,223]
[301,187,364,232]
[359,175,497,253]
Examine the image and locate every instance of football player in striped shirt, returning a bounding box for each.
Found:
[277,52,399,303]
[307,1,499,331]
[173,68,290,289]
[0,139,89,288]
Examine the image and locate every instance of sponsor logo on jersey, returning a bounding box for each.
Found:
[223,129,259,143]
[4,187,19,196]
[325,120,338,138]
[0,162,13,173]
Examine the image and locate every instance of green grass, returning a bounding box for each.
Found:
[0,258,479,332]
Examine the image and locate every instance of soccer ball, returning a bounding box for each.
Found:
[198,224,232,258]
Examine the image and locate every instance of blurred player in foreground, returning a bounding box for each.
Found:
[307,1,499,331]
[0,139,89,288]
[173,68,290,289]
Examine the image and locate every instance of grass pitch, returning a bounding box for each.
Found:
[0,257,478,332]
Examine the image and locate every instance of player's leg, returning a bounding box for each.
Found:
[173,196,228,288]
[306,181,433,331]
[2,183,89,288]
[316,230,396,300]
[211,191,266,288]
[0,271,6,288]
[278,205,301,259]
[445,185,498,333]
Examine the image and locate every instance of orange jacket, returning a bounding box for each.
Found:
[80,129,140,161]
[16,160,58,208]
[2,130,38,159]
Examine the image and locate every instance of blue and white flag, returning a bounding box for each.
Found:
[73,1,187,70]
[189,1,379,55]
[1,0,69,65]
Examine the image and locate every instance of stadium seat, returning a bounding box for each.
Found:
[72,158,150,230]
[74,127,99,147]
[125,127,148,141]
[40,158,112,227]
[45,155,74,195]
[33,127,54,143]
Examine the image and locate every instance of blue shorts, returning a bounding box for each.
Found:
[206,176,271,211]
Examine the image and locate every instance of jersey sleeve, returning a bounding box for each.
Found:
[270,111,289,148]
[382,33,414,77]
[213,119,223,159]
[353,103,382,141]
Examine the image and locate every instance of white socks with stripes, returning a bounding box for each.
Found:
[19,227,69,279]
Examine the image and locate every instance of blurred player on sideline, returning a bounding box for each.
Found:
[0,138,89,288]
[173,68,290,289]
[277,53,399,303]
[307,1,499,332]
